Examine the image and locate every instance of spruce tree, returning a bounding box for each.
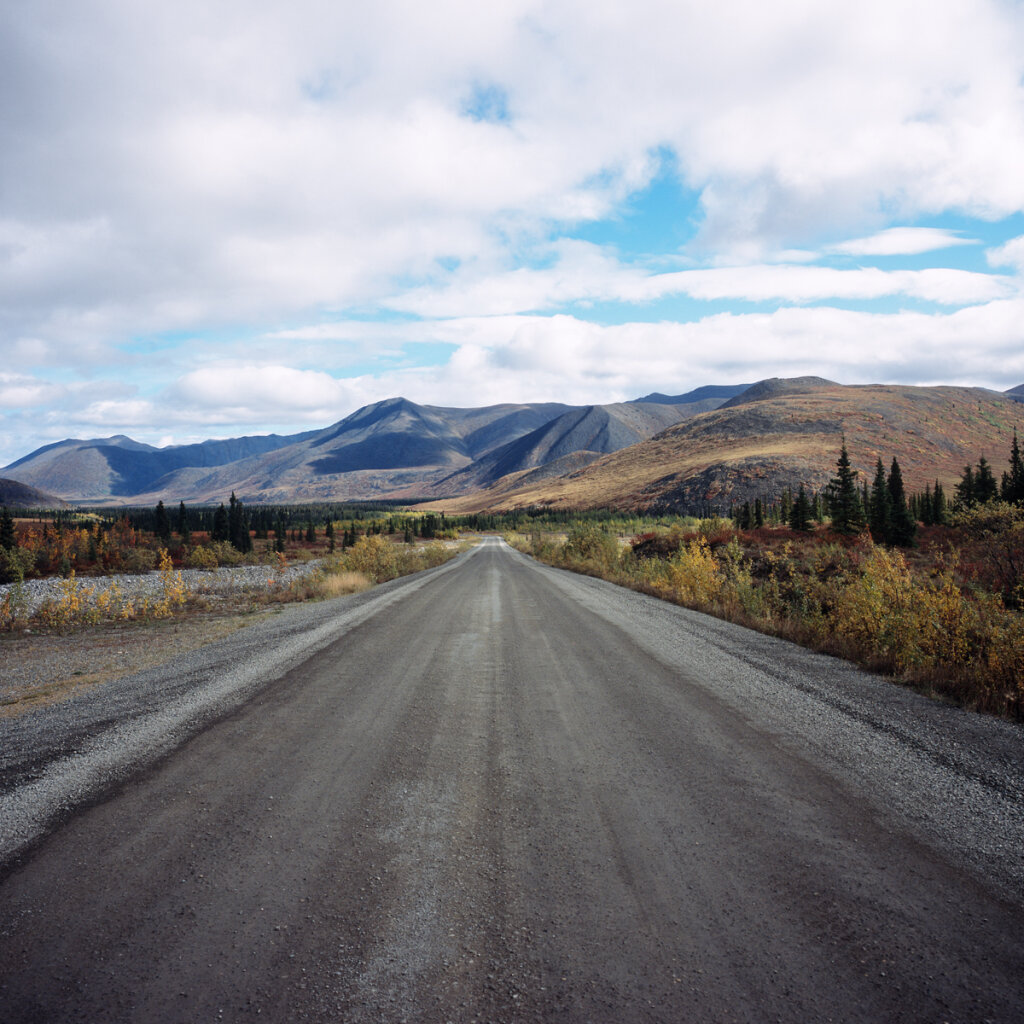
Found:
[789,484,813,531]
[177,501,191,544]
[933,481,947,525]
[955,464,975,509]
[780,489,793,525]
[212,503,229,542]
[227,492,252,552]
[868,458,891,543]
[827,439,866,535]
[920,484,934,526]
[1003,429,1024,505]
[154,500,171,543]
[887,458,917,547]
[305,521,315,543]
[0,505,15,550]
[754,498,764,528]
[976,457,998,504]
[325,519,335,552]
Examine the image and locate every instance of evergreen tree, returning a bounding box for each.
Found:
[177,501,191,544]
[212,503,229,542]
[1003,429,1024,505]
[227,492,252,552]
[739,501,753,530]
[154,500,171,543]
[274,516,286,553]
[887,458,917,547]
[754,498,764,528]
[0,505,15,550]
[812,491,825,523]
[827,439,866,535]
[868,458,891,544]
[976,457,998,504]
[325,519,335,552]
[780,489,793,525]
[789,484,813,531]
[305,521,315,543]
[933,480,947,525]
[919,484,934,526]
[954,464,975,509]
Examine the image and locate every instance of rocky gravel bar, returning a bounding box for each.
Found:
[0,560,323,617]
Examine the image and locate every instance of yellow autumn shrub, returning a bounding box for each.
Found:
[666,537,723,607]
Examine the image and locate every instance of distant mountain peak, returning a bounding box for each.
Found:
[633,384,751,406]
[720,376,838,409]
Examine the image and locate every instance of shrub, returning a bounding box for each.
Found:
[665,537,722,607]
[185,545,221,570]
[562,523,620,572]
[346,534,399,582]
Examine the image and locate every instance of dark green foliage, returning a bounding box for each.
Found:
[779,489,793,525]
[827,439,866,535]
[305,521,315,543]
[887,458,917,547]
[868,459,891,544]
[976,457,998,504]
[227,493,252,553]
[211,503,229,542]
[955,464,976,508]
[0,505,15,550]
[177,501,191,544]
[325,519,335,552]
[1002,430,1024,505]
[754,498,764,528]
[789,484,814,531]
[153,500,171,543]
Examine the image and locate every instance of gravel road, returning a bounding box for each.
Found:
[1,536,1022,1022]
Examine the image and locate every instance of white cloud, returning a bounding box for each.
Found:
[170,365,363,419]
[987,235,1024,272]
[0,373,62,408]
[2,0,1023,350]
[828,228,977,257]
[75,399,157,427]
[388,243,1013,316]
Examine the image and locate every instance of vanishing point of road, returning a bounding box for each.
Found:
[1,537,1023,1022]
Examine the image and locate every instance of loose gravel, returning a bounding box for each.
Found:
[0,560,323,618]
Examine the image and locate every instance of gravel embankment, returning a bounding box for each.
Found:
[0,560,323,617]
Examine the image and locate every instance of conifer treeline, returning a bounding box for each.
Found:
[730,429,1023,546]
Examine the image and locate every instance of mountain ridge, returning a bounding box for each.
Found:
[7,379,1024,510]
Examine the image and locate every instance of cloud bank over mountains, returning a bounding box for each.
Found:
[2,0,1024,464]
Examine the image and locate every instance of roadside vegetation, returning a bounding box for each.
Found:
[0,499,464,633]
[508,436,1024,719]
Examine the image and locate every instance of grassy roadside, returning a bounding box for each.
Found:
[508,523,1024,719]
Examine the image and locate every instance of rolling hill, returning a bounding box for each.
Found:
[421,380,1024,514]
[0,478,68,510]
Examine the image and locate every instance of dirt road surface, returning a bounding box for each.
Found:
[1,537,1022,1022]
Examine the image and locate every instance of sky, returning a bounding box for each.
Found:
[3,0,1024,466]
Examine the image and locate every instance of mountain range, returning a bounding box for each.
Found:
[4,379,1022,512]
[2,385,748,506]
